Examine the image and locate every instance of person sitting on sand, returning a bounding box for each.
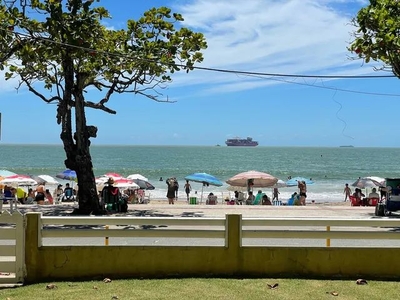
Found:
[45,189,53,205]
[262,194,272,205]
[35,184,46,205]
[368,188,380,199]
[246,191,255,205]
[353,188,365,205]
[206,192,217,205]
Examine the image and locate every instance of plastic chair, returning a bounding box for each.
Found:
[368,198,379,206]
[349,195,361,206]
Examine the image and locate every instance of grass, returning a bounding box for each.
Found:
[0,278,399,300]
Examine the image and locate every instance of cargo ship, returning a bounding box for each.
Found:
[225,137,258,147]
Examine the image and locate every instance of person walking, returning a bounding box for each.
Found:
[344,183,351,202]
[184,180,192,202]
[273,187,280,201]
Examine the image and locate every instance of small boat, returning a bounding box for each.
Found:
[225,137,258,147]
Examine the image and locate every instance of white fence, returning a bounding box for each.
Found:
[37,214,400,247]
[0,210,25,284]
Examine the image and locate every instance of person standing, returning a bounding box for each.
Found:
[298,180,307,205]
[343,183,351,202]
[273,187,280,201]
[184,180,192,202]
[35,184,46,205]
[166,178,178,205]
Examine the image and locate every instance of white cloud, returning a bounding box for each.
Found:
[168,0,381,94]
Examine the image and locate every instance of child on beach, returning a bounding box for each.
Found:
[184,180,191,202]
[273,187,280,200]
[343,183,351,202]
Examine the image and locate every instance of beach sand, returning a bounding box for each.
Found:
[10,198,372,219]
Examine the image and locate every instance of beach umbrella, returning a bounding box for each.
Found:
[227,185,248,192]
[185,172,223,203]
[56,169,77,181]
[130,178,155,190]
[0,170,17,177]
[226,170,278,188]
[363,176,385,186]
[103,172,124,180]
[286,177,314,187]
[272,179,288,188]
[32,174,59,185]
[351,178,381,189]
[97,178,139,191]
[0,174,37,186]
[185,173,223,187]
[127,174,149,182]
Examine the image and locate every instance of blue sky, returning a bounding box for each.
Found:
[1,0,400,147]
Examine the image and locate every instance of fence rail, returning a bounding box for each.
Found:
[36,214,400,247]
[0,210,25,284]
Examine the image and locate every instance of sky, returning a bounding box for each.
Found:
[1,0,400,147]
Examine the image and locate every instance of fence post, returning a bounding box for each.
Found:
[105,225,109,246]
[24,212,41,283]
[326,226,331,247]
[225,214,242,249]
[14,210,25,282]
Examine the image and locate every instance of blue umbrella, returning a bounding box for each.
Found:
[286,177,314,187]
[0,169,17,177]
[185,173,223,204]
[56,169,77,181]
[184,173,223,187]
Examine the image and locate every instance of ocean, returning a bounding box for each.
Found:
[1,144,399,203]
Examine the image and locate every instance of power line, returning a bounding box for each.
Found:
[1,28,396,80]
[244,74,400,97]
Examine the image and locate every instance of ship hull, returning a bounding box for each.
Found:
[225,142,258,147]
[225,137,258,147]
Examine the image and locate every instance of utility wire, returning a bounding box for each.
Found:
[241,73,400,97]
[1,28,397,80]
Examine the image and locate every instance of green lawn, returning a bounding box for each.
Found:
[1,278,399,300]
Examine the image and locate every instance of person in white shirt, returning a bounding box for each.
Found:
[368,188,380,199]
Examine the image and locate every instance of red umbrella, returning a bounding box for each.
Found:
[103,173,124,180]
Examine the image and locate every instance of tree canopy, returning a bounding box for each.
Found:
[0,0,207,214]
[349,0,400,77]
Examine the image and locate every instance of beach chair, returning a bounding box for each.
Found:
[368,197,379,206]
[141,192,150,204]
[349,195,361,206]
[62,188,76,202]
[273,200,282,206]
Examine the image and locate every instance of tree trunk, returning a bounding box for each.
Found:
[59,57,103,215]
[69,72,103,215]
